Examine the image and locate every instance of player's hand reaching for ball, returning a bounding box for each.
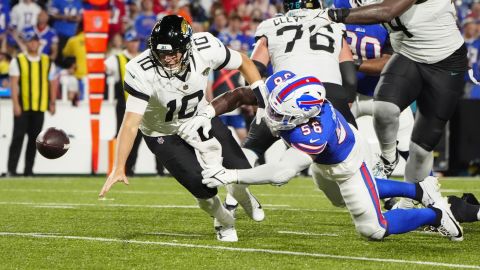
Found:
[99,168,129,198]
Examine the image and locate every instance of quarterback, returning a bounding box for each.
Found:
[99,15,268,242]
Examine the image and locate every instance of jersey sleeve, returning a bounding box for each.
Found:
[104,55,120,82]
[193,32,242,71]
[8,58,19,77]
[254,19,273,42]
[123,61,151,102]
[282,126,328,155]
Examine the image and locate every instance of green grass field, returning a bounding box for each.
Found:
[0,176,479,269]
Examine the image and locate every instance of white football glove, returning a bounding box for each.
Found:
[178,104,216,141]
[298,8,332,35]
[250,80,269,125]
[255,108,266,125]
[202,167,238,188]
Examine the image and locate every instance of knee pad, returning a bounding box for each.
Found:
[356,223,387,240]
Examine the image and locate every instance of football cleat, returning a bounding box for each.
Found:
[419,176,442,206]
[241,190,265,222]
[372,151,399,178]
[214,218,238,242]
[431,198,464,241]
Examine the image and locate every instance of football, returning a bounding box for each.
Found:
[36,127,70,159]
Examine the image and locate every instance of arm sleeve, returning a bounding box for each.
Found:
[125,95,148,115]
[196,32,242,70]
[123,62,152,102]
[237,147,313,185]
[48,63,57,80]
[104,55,120,82]
[339,61,357,103]
[8,58,19,77]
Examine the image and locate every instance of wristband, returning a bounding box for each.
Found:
[250,80,267,108]
[328,8,350,23]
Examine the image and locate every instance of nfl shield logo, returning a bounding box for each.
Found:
[94,16,103,29]
[157,137,164,144]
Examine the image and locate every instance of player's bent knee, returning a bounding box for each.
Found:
[356,223,386,240]
[373,101,400,123]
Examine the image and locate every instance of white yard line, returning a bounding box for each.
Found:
[32,205,76,209]
[278,231,339,237]
[0,232,478,269]
[0,201,344,213]
[146,232,203,237]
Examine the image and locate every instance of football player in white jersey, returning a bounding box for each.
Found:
[98,15,267,242]
[305,0,468,193]
[241,0,359,169]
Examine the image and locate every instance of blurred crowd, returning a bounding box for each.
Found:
[0,0,479,131]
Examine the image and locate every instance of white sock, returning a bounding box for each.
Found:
[197,196,234,226]
[379,141,397,163]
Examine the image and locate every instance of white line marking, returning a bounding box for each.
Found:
[32,205,76,209]
[146,232,203,237]
[0,232,478,269]
[262,204,290,207]
[278,231,338,237]
[0,201,344,212]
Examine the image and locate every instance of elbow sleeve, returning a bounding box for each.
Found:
[340,61,358,103]
[253,60,268,78]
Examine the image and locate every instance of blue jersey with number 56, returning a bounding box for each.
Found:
[334,0,390,96]
[280,101,356,165]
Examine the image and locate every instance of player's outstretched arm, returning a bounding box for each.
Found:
[202,148,313,188]
[329,0,416,24]
[178,87,257,139]
[99,111,143,197]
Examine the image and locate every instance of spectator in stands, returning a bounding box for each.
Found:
[463,17,480,98]
[7,29,57,176]
[109,0,128,38]
[62,23,86,99]
[208,8,227,37]
[134,0,157,51]
[21,9,59,60]
[107,33,124,58]
[59,56,79,106]
[10,0,41,33]
[49,0,83,64]
[218,12,255,54]
[104,30,143,175]
[0,0,10,53]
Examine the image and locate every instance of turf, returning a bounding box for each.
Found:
[0,176,479,269]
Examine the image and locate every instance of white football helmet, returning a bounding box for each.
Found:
[265,75,326,132]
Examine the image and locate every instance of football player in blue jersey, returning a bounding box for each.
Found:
[194,71,464,241]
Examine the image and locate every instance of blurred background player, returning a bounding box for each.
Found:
[7,29,57,176]
[99,15,265,242]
